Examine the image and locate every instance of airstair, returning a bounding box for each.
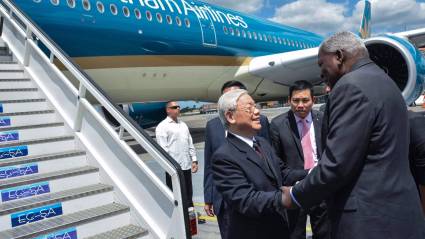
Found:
[0,1,190,238]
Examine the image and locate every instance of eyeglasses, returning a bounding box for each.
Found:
[237,104,257,114]
[168,106,180,109]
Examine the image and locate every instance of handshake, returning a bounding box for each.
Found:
[280,186,298,209]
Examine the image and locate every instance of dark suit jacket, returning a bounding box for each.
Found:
[203,115,270,215]
[270,110,323,171]
[212,133,307,239]
[409,111,425,187]
[292,58,425,239]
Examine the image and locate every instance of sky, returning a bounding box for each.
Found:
[204,0,425,36]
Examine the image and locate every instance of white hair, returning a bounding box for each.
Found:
[218,89,248,129]
[319,31,369,58]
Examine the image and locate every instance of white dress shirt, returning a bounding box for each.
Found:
[294,112,318,163]
[155,116,197,170]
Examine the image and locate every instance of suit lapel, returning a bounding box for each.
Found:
[287,111,304,160]
[257,138,281,182]
[227,134,275,179]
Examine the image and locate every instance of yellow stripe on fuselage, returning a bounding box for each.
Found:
[57,55,253,70]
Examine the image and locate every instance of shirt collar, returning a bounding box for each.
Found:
[229,131,254,148]
[294,112,313,124]
[166,116,178,123]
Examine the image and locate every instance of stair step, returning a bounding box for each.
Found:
[0,55,14,63]
[0,70,25,79]
[87,224,148,239]
[0,88,40,101]
[0,203,131,239]
[0,99,48,114]
[0,150,86,181]
[0,110,58,128]
[0,184,113,216]
[0,135,75,160]
[0,165,99,191]
[0,64,23,71]
[0,78,32,89]
[0,122,67,142]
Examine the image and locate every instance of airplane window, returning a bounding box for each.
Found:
[51,0,59,6]
[278,37,282,44]
[175,16,182,26]
[242,30,246,38]
[253,32,257,40]
[184,18,190,28]
[229,27,234,36]
[134,8,141,19]
[295,41,299,47]
[96,1,104,13]
[82,0,90,11]
[146,11,152,21]
[273,36,277,43]
[247,31,252,39]
[166,15,172,24]
[258,34,262,41]
[236,29,240,37]
[223,26,228,34]
[156,13,163,23]
[263,34,267,42]
[110,4,117,15]
[67,0,75,8]
[268,35,272,42]
[33,0,42,3]
[123,6,130,17]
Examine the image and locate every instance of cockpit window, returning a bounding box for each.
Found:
[96,1,104,13]
[110,4,117,15]
[82,0,90,11]
[123,6,130,17]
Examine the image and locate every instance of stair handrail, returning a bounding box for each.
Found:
[0,1,191,238]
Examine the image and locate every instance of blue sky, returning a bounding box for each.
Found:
[205,0,425,36]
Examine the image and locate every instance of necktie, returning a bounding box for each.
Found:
[253,140,263,159]
[301,119,315,170]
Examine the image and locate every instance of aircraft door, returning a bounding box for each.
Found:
[198,16,217,47]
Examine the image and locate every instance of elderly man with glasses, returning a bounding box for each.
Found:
[212,89,308,239]
[155,100,198,208]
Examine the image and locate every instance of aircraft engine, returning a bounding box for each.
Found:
[364,35,425,105]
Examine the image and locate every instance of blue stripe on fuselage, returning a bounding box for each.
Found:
[13,0,323,58]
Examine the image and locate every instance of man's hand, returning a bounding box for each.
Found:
[191,162,198,173]
[204,203,215,217]
[280,186,298,209]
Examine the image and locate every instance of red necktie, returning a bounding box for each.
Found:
[301,119,315,170]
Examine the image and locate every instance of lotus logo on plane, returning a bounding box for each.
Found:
[0,131,19,142]
[0,163,39,179]
[34,227,78,239]
[0,146,28,160]
[11,202,63,227]
[1,181,50,202]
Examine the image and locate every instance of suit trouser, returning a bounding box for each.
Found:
[216,203,230,239]
[288,203,330,239]
[165,169,194,207]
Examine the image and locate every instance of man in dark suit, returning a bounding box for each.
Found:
[212,89,307,239]
[409,111,425,216]
[203,81,270,238]
[282,31,425,239]
[270,80,328,239]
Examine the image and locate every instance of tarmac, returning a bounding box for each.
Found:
[126,105,425,239]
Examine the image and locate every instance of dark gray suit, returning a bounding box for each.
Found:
[271,110,329,239]
[409,111,425,188]
[212,133,307,239]
[292,58,425,239]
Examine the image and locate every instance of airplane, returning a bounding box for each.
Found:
[7,0,425,127]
